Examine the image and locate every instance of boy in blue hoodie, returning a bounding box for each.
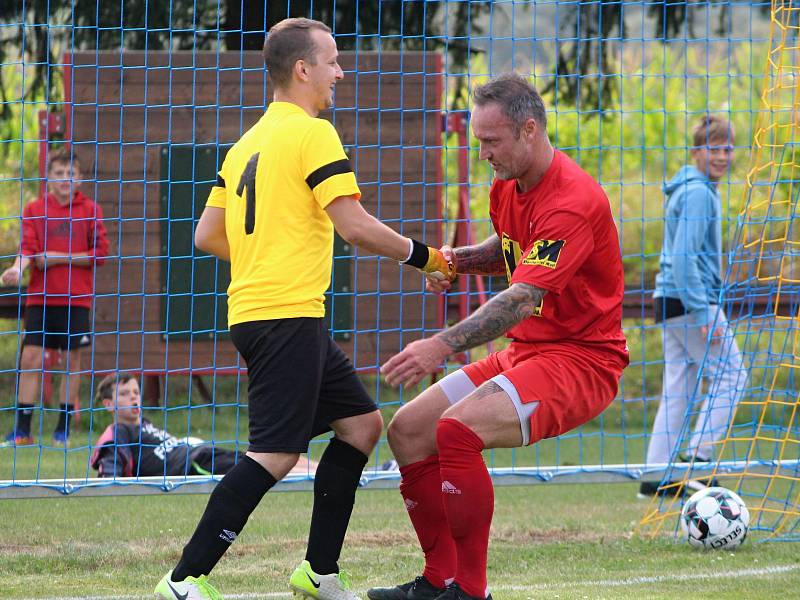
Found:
[641,115,747,497]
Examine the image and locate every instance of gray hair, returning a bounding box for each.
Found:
[472,72,547,133]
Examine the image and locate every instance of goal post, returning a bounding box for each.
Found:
[639,0,800,542]
[2,2,798,531]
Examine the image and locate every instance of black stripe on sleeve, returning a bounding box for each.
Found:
[216,174,226,188]
[305,159,353,190]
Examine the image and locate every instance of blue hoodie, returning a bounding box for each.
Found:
[653,165,722,326]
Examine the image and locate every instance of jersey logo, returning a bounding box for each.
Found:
[521,239,565,269]
[501,232,522,281]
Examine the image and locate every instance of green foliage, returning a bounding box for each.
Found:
[442,42,766,289]
[0,65,39,260]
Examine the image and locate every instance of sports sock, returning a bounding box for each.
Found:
[172,455,276,580]
[54,403,71,436]
[437,418,493,599]
[399,454,455,589]
[15,404,34,434]
[305,437,368,575]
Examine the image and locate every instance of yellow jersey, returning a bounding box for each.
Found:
[206,102,360,325]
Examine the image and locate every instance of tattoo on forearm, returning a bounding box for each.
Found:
[453,234,506,275]
[438,282,546,353]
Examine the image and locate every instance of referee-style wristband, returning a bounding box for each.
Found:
[403,238,430,269]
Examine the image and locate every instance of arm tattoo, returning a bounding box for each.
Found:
[453,234,506,275]
[438,282,547,353]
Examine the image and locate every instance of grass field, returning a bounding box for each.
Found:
[2,374,799,599]
[2,482,799,599]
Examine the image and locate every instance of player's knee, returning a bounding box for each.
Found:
[245,451,300,481]
[335,409,382,454]
[359,409,384,448]
[387,407,423,449]
[19,346,45,370]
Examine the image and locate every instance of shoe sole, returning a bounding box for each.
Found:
[290,584,319,599]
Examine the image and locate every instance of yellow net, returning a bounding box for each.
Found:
[640,0,800,542]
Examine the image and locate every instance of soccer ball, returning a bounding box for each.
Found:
[680,486,750,550]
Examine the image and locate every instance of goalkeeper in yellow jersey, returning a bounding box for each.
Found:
[155,16,454,600]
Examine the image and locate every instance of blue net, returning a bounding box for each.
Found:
[1,2,797,543]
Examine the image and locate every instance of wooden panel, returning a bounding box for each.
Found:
[70,50,443,372]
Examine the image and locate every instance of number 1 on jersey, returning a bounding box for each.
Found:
[237,152,260,234]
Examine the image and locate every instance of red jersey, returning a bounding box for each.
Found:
[489,150,627,360]
[20,191,109,308]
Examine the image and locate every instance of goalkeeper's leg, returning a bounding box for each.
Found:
[290,329,383,599]
[157,452,293,599]
[189,445,243,475]
[158,318,339,598]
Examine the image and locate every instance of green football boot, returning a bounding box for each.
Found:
[289,559,360,600]
[154,570,223,600]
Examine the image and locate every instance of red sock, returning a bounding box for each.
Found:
[437,418,493,599]
[399,454,455,589]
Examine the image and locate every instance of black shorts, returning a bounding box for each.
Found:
[23,305,92,351]
[230,317,378,453]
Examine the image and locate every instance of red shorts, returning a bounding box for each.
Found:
[462,341,627,444]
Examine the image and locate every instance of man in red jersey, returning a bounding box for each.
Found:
[1,149,108,447]
[370,73,629,600]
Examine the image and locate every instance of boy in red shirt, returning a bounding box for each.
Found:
[1,149,109,446]
[371,74,628,600]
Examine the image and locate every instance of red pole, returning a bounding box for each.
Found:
[445,111,493,363]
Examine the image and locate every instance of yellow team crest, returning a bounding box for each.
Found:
[501,232,522,281]
[501,232,544,317]
[521,239,565,269]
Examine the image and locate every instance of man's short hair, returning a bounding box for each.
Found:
[263,18,332,88]
[692,114,734,147]
[96,372,136,403]
[472,72,547,133]
[47,148,81,172]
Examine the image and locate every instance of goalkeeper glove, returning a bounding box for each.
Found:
[403,238,456,282]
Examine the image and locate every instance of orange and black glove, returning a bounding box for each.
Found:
[403,238,456,282]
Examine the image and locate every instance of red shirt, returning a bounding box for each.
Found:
[20,191,109,308]
[489,150,627,360]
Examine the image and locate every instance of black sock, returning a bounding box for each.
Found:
[305,437,368,574]
[16,404,34,434]
[54,403,71,436]
[172,455,277,580]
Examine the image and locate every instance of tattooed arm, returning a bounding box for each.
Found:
[381,281,547,387]
[438,282,547,352]
[452,233,506,276]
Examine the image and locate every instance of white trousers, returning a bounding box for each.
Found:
[645,309,747,464]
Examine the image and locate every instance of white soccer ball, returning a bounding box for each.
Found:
[680,486,750,550]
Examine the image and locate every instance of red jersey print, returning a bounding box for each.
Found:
[489,150,627,358]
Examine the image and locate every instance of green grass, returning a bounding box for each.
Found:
[1,380,799,599]
[1,483,799,599]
